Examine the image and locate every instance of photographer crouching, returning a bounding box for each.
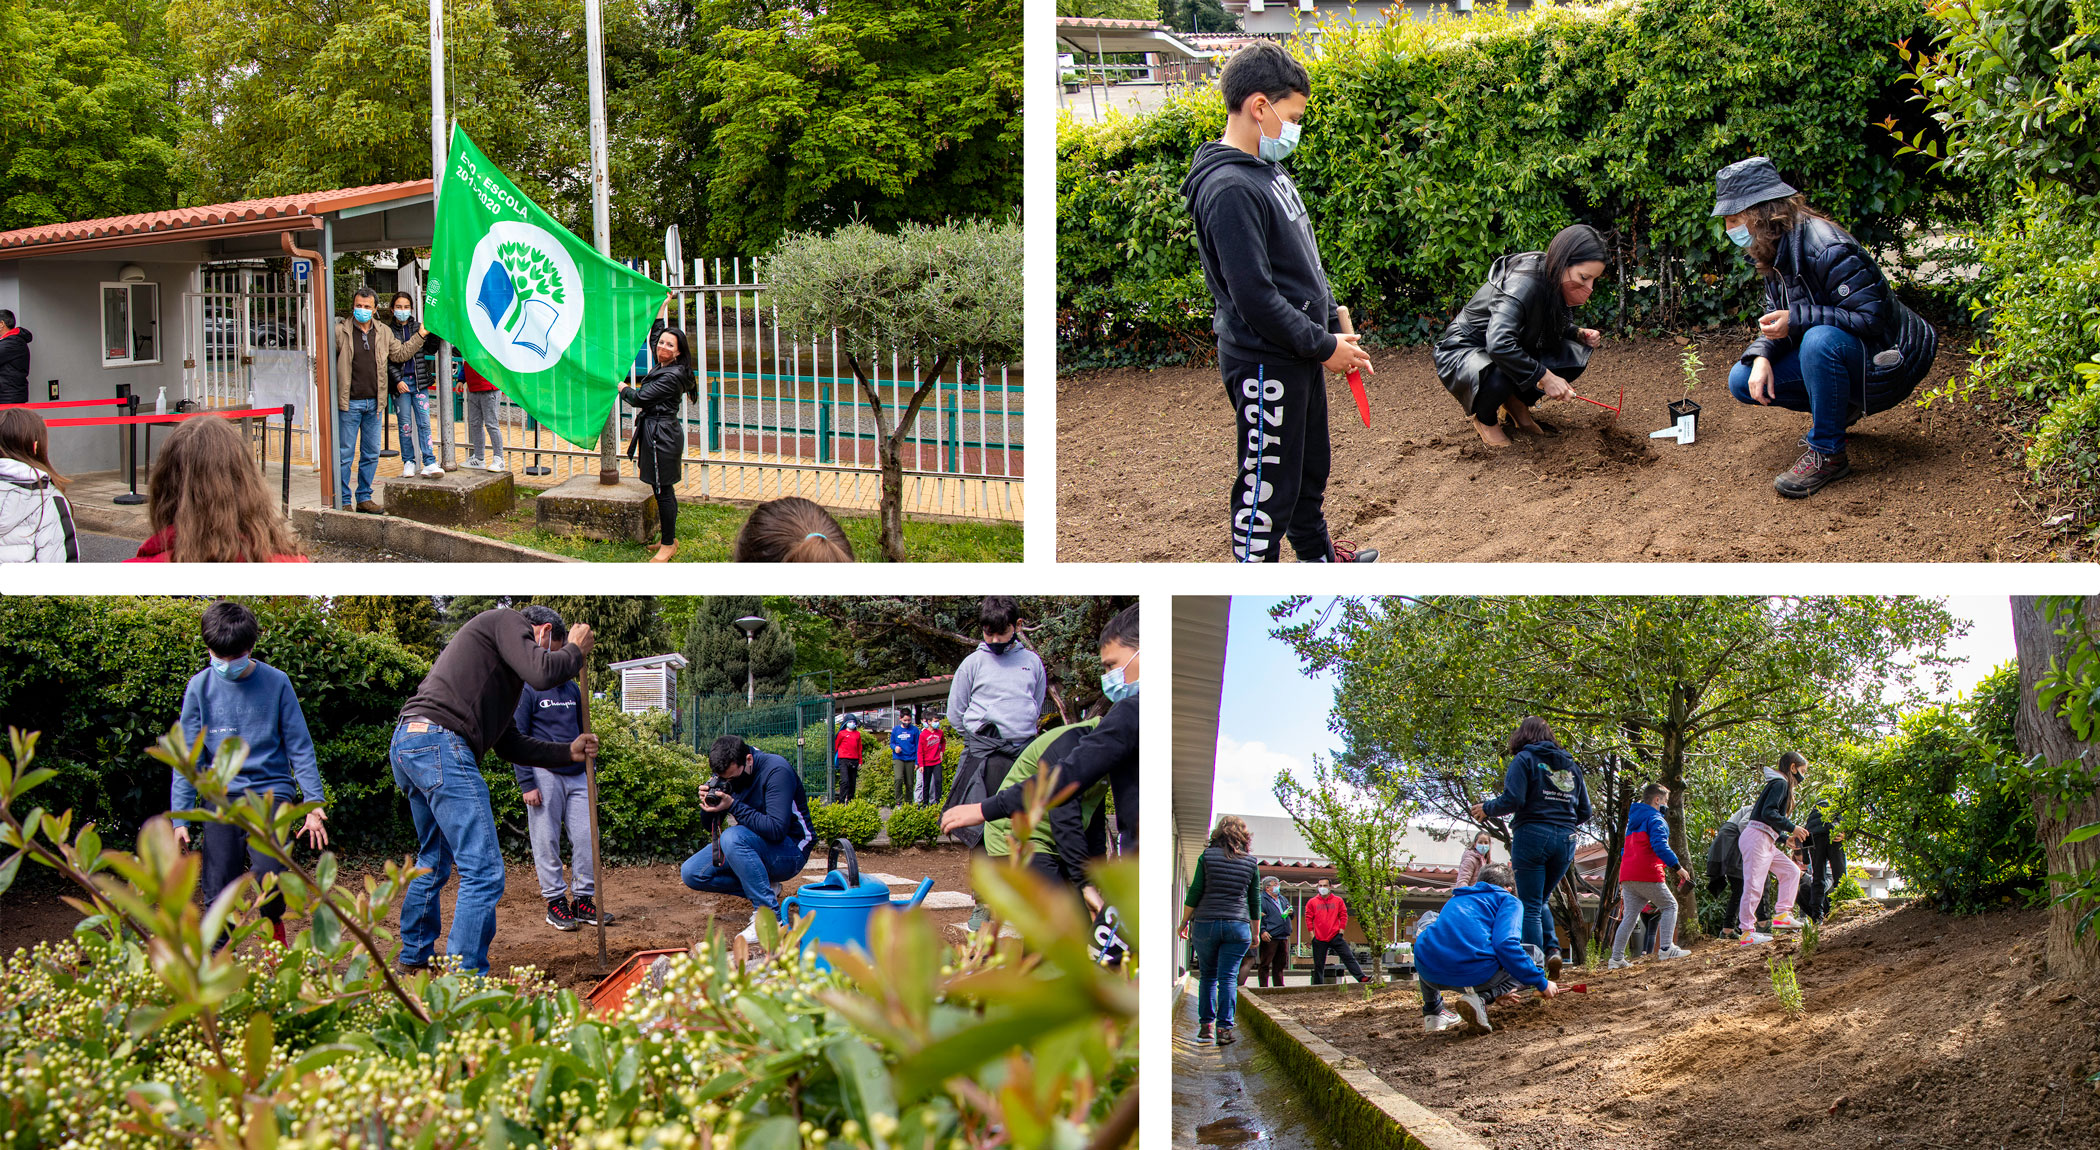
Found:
[680,735,817,955]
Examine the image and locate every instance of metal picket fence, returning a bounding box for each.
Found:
[678,674,841,801]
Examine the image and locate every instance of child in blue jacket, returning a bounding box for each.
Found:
[1414,862,1561,1033]
[1608,782,1693,968]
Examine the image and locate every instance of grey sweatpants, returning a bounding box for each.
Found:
[1610,879,1678,960]
[526,767,595,900]
[465,390,505,464]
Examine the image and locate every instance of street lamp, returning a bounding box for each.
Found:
[734,615,768,705]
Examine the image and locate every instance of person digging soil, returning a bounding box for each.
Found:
[1057,334,2052,562]
[1435,224,1608,448]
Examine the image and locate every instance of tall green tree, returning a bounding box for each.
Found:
[1274,755,1416,971]
[683,597,796,698]
[1161,0,1238,33]
[329,595,444,661]
[1057,0,1157,18]
[1276,596,1964,935]
[534,596,667,690]
[0,0,185,228]
[2012,596,2100,982]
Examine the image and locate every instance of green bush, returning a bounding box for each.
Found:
[1833,870,1867,902]
[858,744,901,807]
[810,798,883,848]
[486,702,711,863]
[1057,0,1950,368]
[885,803,944,848]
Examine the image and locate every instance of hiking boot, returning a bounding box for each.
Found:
[1737,931,1774,947]
[355,500,384,514]
[571,895,606,927]
[1452,991,1492,1033]
[1607,957,1632,971]
[1657,944,1691,960]
[1327,539,1378,563]
[396,958,431,976]
[1196,1022,1215,1044]
[1773,447,1851,498]
[1545,952,1563,980]
[546,897,578,932]
[1217,1024,1237,1046]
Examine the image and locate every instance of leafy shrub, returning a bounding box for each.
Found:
[1834,870,1867,902]
[859,744,901,806]
[1057,0,1951,369]
[810,798,883,848]
[486,702,712,863]
[885,803,944,848]
[1838,666,2044,913]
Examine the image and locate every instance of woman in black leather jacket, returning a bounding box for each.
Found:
[1434,224,1607,447]
[1714,156,1938,499]
[620,308,697,561]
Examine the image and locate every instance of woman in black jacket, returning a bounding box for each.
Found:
[1714,156,1938,499]
[1434,224,1607,447]
[620,310,697,562]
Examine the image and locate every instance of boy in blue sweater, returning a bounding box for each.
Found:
[1413,862,1561,1034]
[173,601,329,948]
[514,675,595,932]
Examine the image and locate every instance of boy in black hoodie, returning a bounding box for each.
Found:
[1181,42,1377,564]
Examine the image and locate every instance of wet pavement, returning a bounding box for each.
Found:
[1173,983,1349,1150]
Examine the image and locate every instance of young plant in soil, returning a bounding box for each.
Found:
[1680,342,1703,401]
[1767,953,1805,1016]
[1799,917,1819,964]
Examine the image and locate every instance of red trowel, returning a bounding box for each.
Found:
[1569,389,1623,419]
[1336,306,1371,428]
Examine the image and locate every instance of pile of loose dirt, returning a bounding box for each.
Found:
[0,847,981,991]
[1058,334,2072,562]
[1289,903,2100,1150]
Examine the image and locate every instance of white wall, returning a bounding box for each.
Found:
[15,257,193,475]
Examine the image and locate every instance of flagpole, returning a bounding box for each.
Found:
[586,0,620,485]
[430,0,455,471]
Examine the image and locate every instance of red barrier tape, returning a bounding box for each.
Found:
[41,406,289,429]
[0,397,132,410]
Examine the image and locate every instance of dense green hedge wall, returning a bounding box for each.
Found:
[1057,0,1951,368]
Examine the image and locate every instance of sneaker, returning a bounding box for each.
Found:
[1328,540,1379,563]
[465,458,484,470]
[426,459,450,474]
[1424,1010,1464,1033]
[1452,991,1492,1033]
[1217,1024,1237,1045]
[571,895,606,926]
[1195,1022,1215,1044]
[1658,944,1691,960]
[486,456,508,472]
[1773,447,1851,498]
[1608,957,1632,971]
[1769,911,1804,931]
[395,958,431,976]
[401,461,418,477]
[546,897,578,932]
[739,913,761,944]
[1545,952,1563,980]
[1737,931,1774,947]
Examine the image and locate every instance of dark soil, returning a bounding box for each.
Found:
[0,847,979,991]
[1287,903,2100,1150]
[1058,333,2072,562]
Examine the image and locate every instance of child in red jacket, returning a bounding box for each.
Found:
[1609,782,1693,968]
[915,722,947,805]
[832,717,864,802]
[1306,881,1370,985]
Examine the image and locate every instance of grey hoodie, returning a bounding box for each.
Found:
[946,641,1046,741]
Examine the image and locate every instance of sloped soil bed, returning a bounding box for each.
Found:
[1057,333,2072,562]
[0,847,979,990]
[1288,903,2100,1150]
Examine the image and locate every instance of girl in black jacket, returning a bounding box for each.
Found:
[1713,156,1939,499]
[620,310,696,561]
[1434,224,1607,447]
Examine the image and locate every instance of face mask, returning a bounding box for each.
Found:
[1317,886,1330,897]
[1101,652,1139,703]
[1727,224,1753,248]
[986,638,1016,655]
[352,306,373,323]
[1475,842,1490,854]
[394,308,412,322]
[1258,112,1302,163]
[210,654,255,680]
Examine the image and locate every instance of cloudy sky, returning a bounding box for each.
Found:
[1211,595,2016,822]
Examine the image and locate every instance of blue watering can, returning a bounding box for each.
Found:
[779,839,933,970]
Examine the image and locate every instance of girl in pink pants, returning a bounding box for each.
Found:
[1737,820,1801,934]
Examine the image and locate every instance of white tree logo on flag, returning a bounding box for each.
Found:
[465,221,585,373]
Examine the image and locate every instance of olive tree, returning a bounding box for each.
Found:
[766,218,1023,562]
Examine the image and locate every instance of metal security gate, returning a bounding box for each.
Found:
[182,264,318,465]
[679,673,839,801]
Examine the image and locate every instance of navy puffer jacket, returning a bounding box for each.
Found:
[1741,216,1937,419]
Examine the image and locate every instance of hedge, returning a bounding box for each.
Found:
[1057,0,1953,369]
[885,803,944,848]
[810,799,884,848]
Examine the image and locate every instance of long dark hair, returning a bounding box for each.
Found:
[654,326,698,399]
[1506,715,1557,756]
[1740,194,1836,276]
[1524,224,1605,345]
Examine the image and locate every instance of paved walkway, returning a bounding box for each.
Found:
[1174,982,1347,1150]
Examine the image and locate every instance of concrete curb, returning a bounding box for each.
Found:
[291,507,580,563]
[1236,986,1493,1150]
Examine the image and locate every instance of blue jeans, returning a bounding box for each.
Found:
[336,398,382,505]
[1511,821,1576,957]
[1727,325,1865,456]
[394,386,435,467]
[390,723,506,975]
[679,825,810,911]
[1191,918,1253,1027]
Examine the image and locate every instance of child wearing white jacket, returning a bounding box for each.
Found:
[0,409,77,562]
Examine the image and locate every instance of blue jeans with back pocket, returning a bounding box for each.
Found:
[390,721,506,975]
[1511,821,1576,957]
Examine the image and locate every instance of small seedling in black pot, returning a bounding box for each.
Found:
[1653,342,1703,444]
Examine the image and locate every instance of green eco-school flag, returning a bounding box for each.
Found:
[425,125,663,447]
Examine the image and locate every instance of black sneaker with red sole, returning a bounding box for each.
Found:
[546,897,578,932]
[571,895,608,926]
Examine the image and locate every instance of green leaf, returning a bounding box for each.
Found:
[826,1037,898,1145]
[2063,821,2100,846]
[737,1115,801,1150]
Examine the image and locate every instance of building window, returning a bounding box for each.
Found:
[101,282,160,366]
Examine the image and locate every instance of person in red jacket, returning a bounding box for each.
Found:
[832,717,864,802]
[1306,879,1370,985]
[916,721,947,805]
[1608,782,1693,969]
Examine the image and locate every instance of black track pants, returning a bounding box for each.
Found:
[1221,351,1332,563]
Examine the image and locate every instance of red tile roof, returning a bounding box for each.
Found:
[1056,17,1163,29]
[830,674,957,700]
[0,180,432,256]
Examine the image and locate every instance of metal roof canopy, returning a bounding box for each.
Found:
[1055,17,1213,61]
[830,675,956,711]
[1172,597,1231,889]
[609,654,691,671]
[0,181,436,263]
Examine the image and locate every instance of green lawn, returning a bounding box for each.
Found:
[466,491,1021,563]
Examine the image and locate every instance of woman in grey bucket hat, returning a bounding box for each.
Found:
[1712,156,1939,499]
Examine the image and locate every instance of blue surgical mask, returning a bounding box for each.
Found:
[1476,842,1490,854]
[352,306,373,323]
[211,654,255,680]
[1726,224,1753,248]
[394,308,412,322]
[1259,115,1302,163]
[1101,653,1139,703]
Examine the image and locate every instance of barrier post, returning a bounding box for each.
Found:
[379,390,398,459]
[113,385,145,505]
[525,416,551,476]
[281,403,295,514]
